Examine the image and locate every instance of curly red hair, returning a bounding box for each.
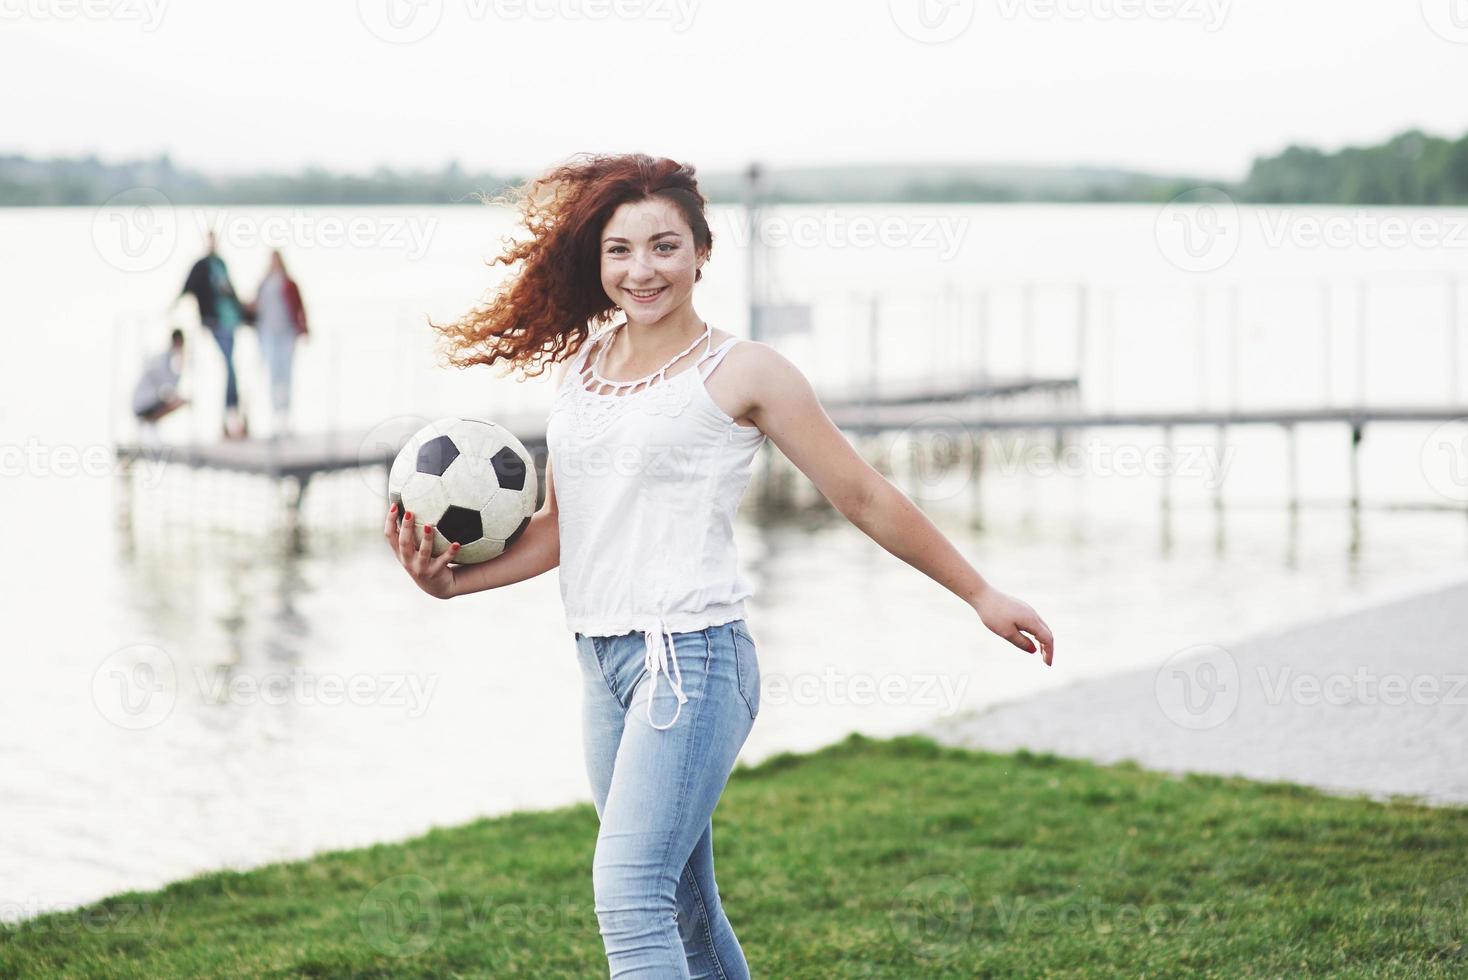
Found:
[431,152,715,381]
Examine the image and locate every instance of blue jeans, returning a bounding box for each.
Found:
[258,327,296,414]
[574,619,762,979]
[204,319,239,410]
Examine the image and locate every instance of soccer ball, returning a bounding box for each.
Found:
[386,417,538,564]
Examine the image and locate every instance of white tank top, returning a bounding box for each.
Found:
[545,320,766,729]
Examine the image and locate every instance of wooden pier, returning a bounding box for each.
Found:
[114,390,1468,544]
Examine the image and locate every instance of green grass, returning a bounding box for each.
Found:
[5,734,1466,978]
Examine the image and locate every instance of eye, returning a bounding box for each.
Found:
[656,242,677,253]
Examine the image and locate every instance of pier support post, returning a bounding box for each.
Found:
[1214,422,1227,554]
[968,432,984,532]
[1285,422,1299,514]
[1160,423,1174,554]
[1349,422,1364,517]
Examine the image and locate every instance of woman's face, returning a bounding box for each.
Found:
[599,196,705,326]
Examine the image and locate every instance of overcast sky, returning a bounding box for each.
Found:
[5,0,1465,180]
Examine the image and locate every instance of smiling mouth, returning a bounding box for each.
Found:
[627,286,667,301]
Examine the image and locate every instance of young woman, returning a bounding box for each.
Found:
[383,153,1055,977]
[250,249,309,437]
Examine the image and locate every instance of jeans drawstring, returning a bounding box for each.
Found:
[643,606,688,731]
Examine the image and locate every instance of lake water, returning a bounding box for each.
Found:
[3,201,1467,921]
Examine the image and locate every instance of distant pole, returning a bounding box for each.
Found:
[1102,287,1114,414]
[1196,286,1208,411]
[978,288,991,385]
[1356,279,1369,407]
[743,162,763,344]
[868,293,880,416]
[1022,282,1035,378]
[1229,283,1241,413]
[1074,283,1088,400]
[1449,275,1461,403]
[1320,280,1332,406]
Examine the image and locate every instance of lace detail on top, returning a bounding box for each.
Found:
[552,322,735,442]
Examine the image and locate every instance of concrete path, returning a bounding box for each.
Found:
[928,577,1468,807]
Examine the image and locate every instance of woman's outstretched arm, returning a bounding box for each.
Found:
[732,342,1055,666]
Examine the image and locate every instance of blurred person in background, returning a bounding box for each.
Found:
[250,249,309,438]
[131,328,189,448]
[175,230,249,440]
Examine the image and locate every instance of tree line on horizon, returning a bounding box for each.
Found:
[4,128,1467,207]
